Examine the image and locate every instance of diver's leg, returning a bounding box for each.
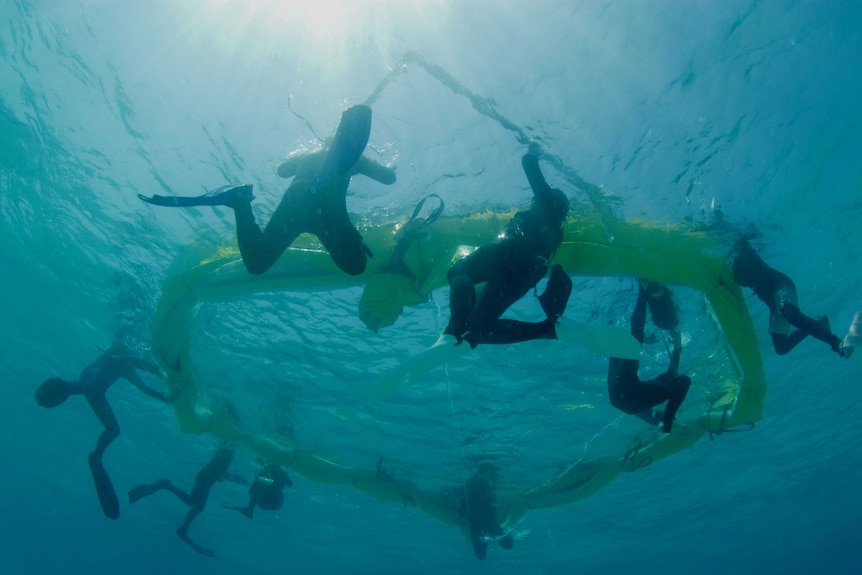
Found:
[642,280,679,331]
[538,264,572,320]
[176,505,215,557]
[316,210,369,276]
[468,250,546,336]
[470,318,556,345]
[444,246,498,338]
[660,374,691,432]
[161,483,195,507]
[85,394,121,519]
[607,360,656,414]
[780,302,843,353]
[771,331,807,355]
[234,189,302,275]
[630,282,649,345]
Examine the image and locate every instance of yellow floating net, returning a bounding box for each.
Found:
[150,206,764,531]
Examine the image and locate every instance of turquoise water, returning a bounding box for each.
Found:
[3,0,861,573]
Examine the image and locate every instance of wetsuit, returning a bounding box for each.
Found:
[445,154,570,347]
[731,238,844,356]
[607,282,691,433]
[128,447,234,557]
[234,151,395,276]
[139,106,395,277]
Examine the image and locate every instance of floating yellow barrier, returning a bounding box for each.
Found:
[150,208,764,527]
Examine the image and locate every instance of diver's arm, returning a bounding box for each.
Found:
[125,370,169,403]
[276,154,302,179]
[355,156,396,185]
[521,154,553,201]
[125,356,163,377]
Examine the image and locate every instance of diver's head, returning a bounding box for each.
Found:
[35,377,72,408]
[539,188,570,225]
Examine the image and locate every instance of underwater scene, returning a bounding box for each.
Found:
[2,1,861,573]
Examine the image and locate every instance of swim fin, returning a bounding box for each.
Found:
[311,105,372,189]
[538,264,572,320]
[138,184,253,208]
[365,334,470,400]
[177,528,216,557]
[88,452,120,520]
[128,479,170,504]
[554,318,642,360]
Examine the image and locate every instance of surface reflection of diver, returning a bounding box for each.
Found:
[460,463,518,560]
[34,343,172,520]
[223,462,292,519]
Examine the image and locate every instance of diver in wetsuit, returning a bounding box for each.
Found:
[731,237,851,358]
[128,446,236,557]
[33,343,171,520]
[459,463,514,560]
[139,105,396,277]
[607,280,691,433]
[222,462,292,519]
[444,153,572,348]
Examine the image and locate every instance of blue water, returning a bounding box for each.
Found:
[2,0,861,573]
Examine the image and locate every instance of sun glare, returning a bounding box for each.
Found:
[196,0,449,68]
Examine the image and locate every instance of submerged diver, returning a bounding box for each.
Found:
[128,446,237,557]
[34,343,172,520]
[444,153,573,348]
[139,104,396,276]
[459,463,515,560]
[222,462,292,519]
[607,280,691,433]
[731,236,853,358]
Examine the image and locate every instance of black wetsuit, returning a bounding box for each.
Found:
[445,154,570,347]
[232,150,395,276]
[223,463,292,519]
[731,238,844,356]
[607,282,691,433]
[36,345,167,520]
[459,464,513,560]
[128,447,234,557]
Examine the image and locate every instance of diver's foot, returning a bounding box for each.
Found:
[819,316,850,357]
[211,184,254,208]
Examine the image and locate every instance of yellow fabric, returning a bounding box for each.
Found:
[150,208,765,526]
